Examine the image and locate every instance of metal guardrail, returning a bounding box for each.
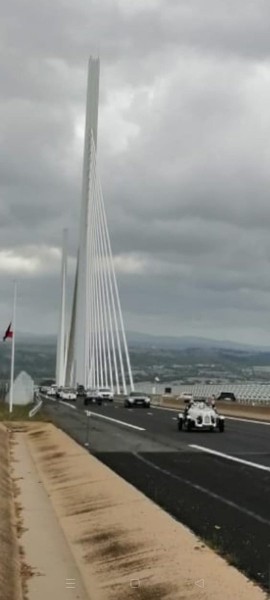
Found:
[29,397,43,418]
[150,394,270,407]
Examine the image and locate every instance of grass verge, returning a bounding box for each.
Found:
[0,401,50,422]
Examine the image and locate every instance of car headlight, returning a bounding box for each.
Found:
[128,398,134,403]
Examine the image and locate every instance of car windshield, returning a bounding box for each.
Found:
[99,388,110,392]
[130,391,147,396]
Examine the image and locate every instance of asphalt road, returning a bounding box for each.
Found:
[42,396,270,592]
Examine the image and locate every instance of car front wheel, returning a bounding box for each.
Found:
[178,419,183,431]
[219,420,225,432]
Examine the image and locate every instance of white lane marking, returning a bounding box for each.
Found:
[84,410,145,431]
[172,417,177,421]
[147,412,153,415]
[59,400,77,410]
[133,453,270,527]
[153,405,270,426]
[226,416,270,426]
[190,445,270,472]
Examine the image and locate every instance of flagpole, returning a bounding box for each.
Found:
[9,281,17,413]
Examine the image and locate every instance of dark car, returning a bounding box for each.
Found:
[77,385,85,397]
[216,392,236,402]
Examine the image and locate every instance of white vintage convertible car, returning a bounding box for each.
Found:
[177,400,225,432]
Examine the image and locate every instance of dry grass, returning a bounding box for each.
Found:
[0,425,22,600]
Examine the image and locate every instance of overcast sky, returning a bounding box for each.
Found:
[2,0,270,344]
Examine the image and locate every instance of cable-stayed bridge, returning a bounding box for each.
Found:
[56,57,134,395]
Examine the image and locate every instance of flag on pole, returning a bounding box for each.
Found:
[3,322,13,341]
[9,282,17,413]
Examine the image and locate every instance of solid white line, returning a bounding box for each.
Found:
[133,453,270,527]
[225,416,270,426]
[59,400,77,410]
[84,410,145,431]
[190,445,270,472]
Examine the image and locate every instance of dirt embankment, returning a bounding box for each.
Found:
[0,424,23,600]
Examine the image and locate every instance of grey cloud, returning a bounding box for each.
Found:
[1,0,270,343]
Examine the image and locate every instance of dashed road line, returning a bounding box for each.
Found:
[59,400,77,410]
[84,410,145,431]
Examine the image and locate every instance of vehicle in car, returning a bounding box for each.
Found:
[97,387,114,401]
[216,392,236,402]
[177,399,225,432]
[39,379,55,394]
[84,389,102,406]
[47,384,58,396]
[59,388,77,401]
[55,386,63,399]
[124,391,151,408]
[177,391,194,402]
[40,385,51,394]
[77,384,86,397]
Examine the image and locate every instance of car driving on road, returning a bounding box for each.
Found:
[177,399,225,432]
[97,387,114,401]
[124,391,151,408]
[76,384,85,397]
[59,388,77,401]
[47,384,58,397]
[84,389,102,406]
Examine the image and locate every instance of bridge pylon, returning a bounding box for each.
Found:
[65,57,134,394]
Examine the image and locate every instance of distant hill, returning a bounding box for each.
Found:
[0,330,270,383]
[126,331,269,352]
[15,332,57,345]
[13,330,270,353]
